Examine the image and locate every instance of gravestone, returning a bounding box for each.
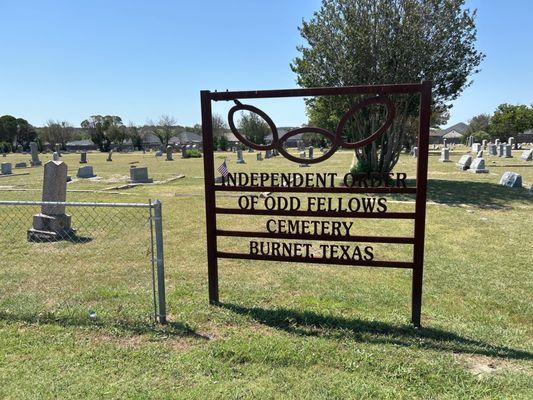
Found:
[497,143,505,157]
[482,139,487,149]
[472,143,481,153]
[495,139,500,147]
[76,165,96,178]
[487,143,497,156]
[1,162,12,175]
[28,160,75,241]
[503,144,512,158]
[79,152,88,164]
[508,137,515,148]
[476,150,483,158]
[298,151,310,168]
[412,147,419,158]
[107,150,113,162]
[297,140,304,152]
[443,138,447,148]
[30,142,42,166]
[499,172,522,188]
[236,148,245,164]
[469,158,489,173]
[439,147,450,162]
[456,154,472,170]
[308,146,314,160]
[181,146,189,159]
[248,148,254,153]
[520,149,532,161]
[54,143,61,157]
[129,166,153,183]
[15,162,27,168]
[265,150,272,159]
[155,150,163,157]
[256,153,263,161]
[53,152,60,161]
[166,145,174,161]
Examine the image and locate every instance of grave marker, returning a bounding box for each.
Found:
[30,142,42,166]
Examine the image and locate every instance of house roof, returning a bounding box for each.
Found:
[66,139,95,146]
[178,131,202,143]
[430,122,469,138]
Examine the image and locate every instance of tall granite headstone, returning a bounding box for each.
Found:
[28,161,75,241]
[30,142,42,166]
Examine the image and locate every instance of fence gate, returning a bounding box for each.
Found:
[201,82,431,327]
[0,200,166,325]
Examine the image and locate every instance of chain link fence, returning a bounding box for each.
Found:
[0,200,166,328]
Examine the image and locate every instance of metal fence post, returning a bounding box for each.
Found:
[153,200,167,324]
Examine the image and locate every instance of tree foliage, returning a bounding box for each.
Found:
[237,112,270,145]
[488,104,533,141]
[81,115,124,151]
[467,113,491,134]
[291,0,484,173]
[41,120,75,149]
[0,115,36,151]
[148,115,177,148]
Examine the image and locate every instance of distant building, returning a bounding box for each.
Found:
[429,122,469,144]
[65,139,98,151]
[518,129,533,143]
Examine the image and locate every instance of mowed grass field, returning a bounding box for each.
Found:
[0,147,532,399]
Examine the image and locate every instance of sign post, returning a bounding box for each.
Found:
[201,82,432,327]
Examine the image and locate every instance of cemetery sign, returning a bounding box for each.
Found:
[201,82,432,327]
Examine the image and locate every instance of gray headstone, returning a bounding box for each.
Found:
[299,151,310,167]
[41,161,68,214]
[520,149,532,161]
[499,172,522,188]
[236,148,245,164]
[155,150,163,157]
[30,142,41,166]
[265,149,271,159]
[439,147,450,162]
[76,165,96,178]
[412,147,419,158]
[53,152,60,161]
[487,143,497,156]
[107,150,113,162]
[468,158,489,173]
[1,162,12,175]
[15,162,27,168]
[54,143,61,157]
[456,154,472,170]
[482,139,487,149]
[503,144,512,158]
[28,160,75,241]
[79,152,88,164]
[166,145,174,161]
[443,138,447,148]
[129,166,153,183]
[308,146,314,159]
[497,143,505,157]
[181,146,189,159]
[256,152,263,161]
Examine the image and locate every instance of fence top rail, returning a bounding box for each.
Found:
[0,200,153,208]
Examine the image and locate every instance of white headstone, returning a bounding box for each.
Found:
[469,158,489,173]
[499,172,522,188]
[457,154,472,170]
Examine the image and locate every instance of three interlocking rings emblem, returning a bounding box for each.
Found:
[227,95,396,164]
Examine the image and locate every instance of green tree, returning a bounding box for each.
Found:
[147,115,177,148]
[0,115,36,151]
[488,104,533,141]
[291,0,484,173]
[81,115,123,151]
[40,120,75,149]
[237,112,270,145]
[467,113,491,134]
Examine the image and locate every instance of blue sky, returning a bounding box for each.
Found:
[0,0,531,128]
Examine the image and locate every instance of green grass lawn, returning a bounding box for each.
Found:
[0,147,532,399]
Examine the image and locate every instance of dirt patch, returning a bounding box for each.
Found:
[455,353,530,377]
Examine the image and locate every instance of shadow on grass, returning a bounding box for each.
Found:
[220,303,533,362]
[395,179,532,209]
[0,311,209,340]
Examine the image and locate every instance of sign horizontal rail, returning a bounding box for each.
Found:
[217,251,414,269]
[215,207,416,219]
[208,83,425,101]
[216,230,415,244]
[214,186,417,194]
